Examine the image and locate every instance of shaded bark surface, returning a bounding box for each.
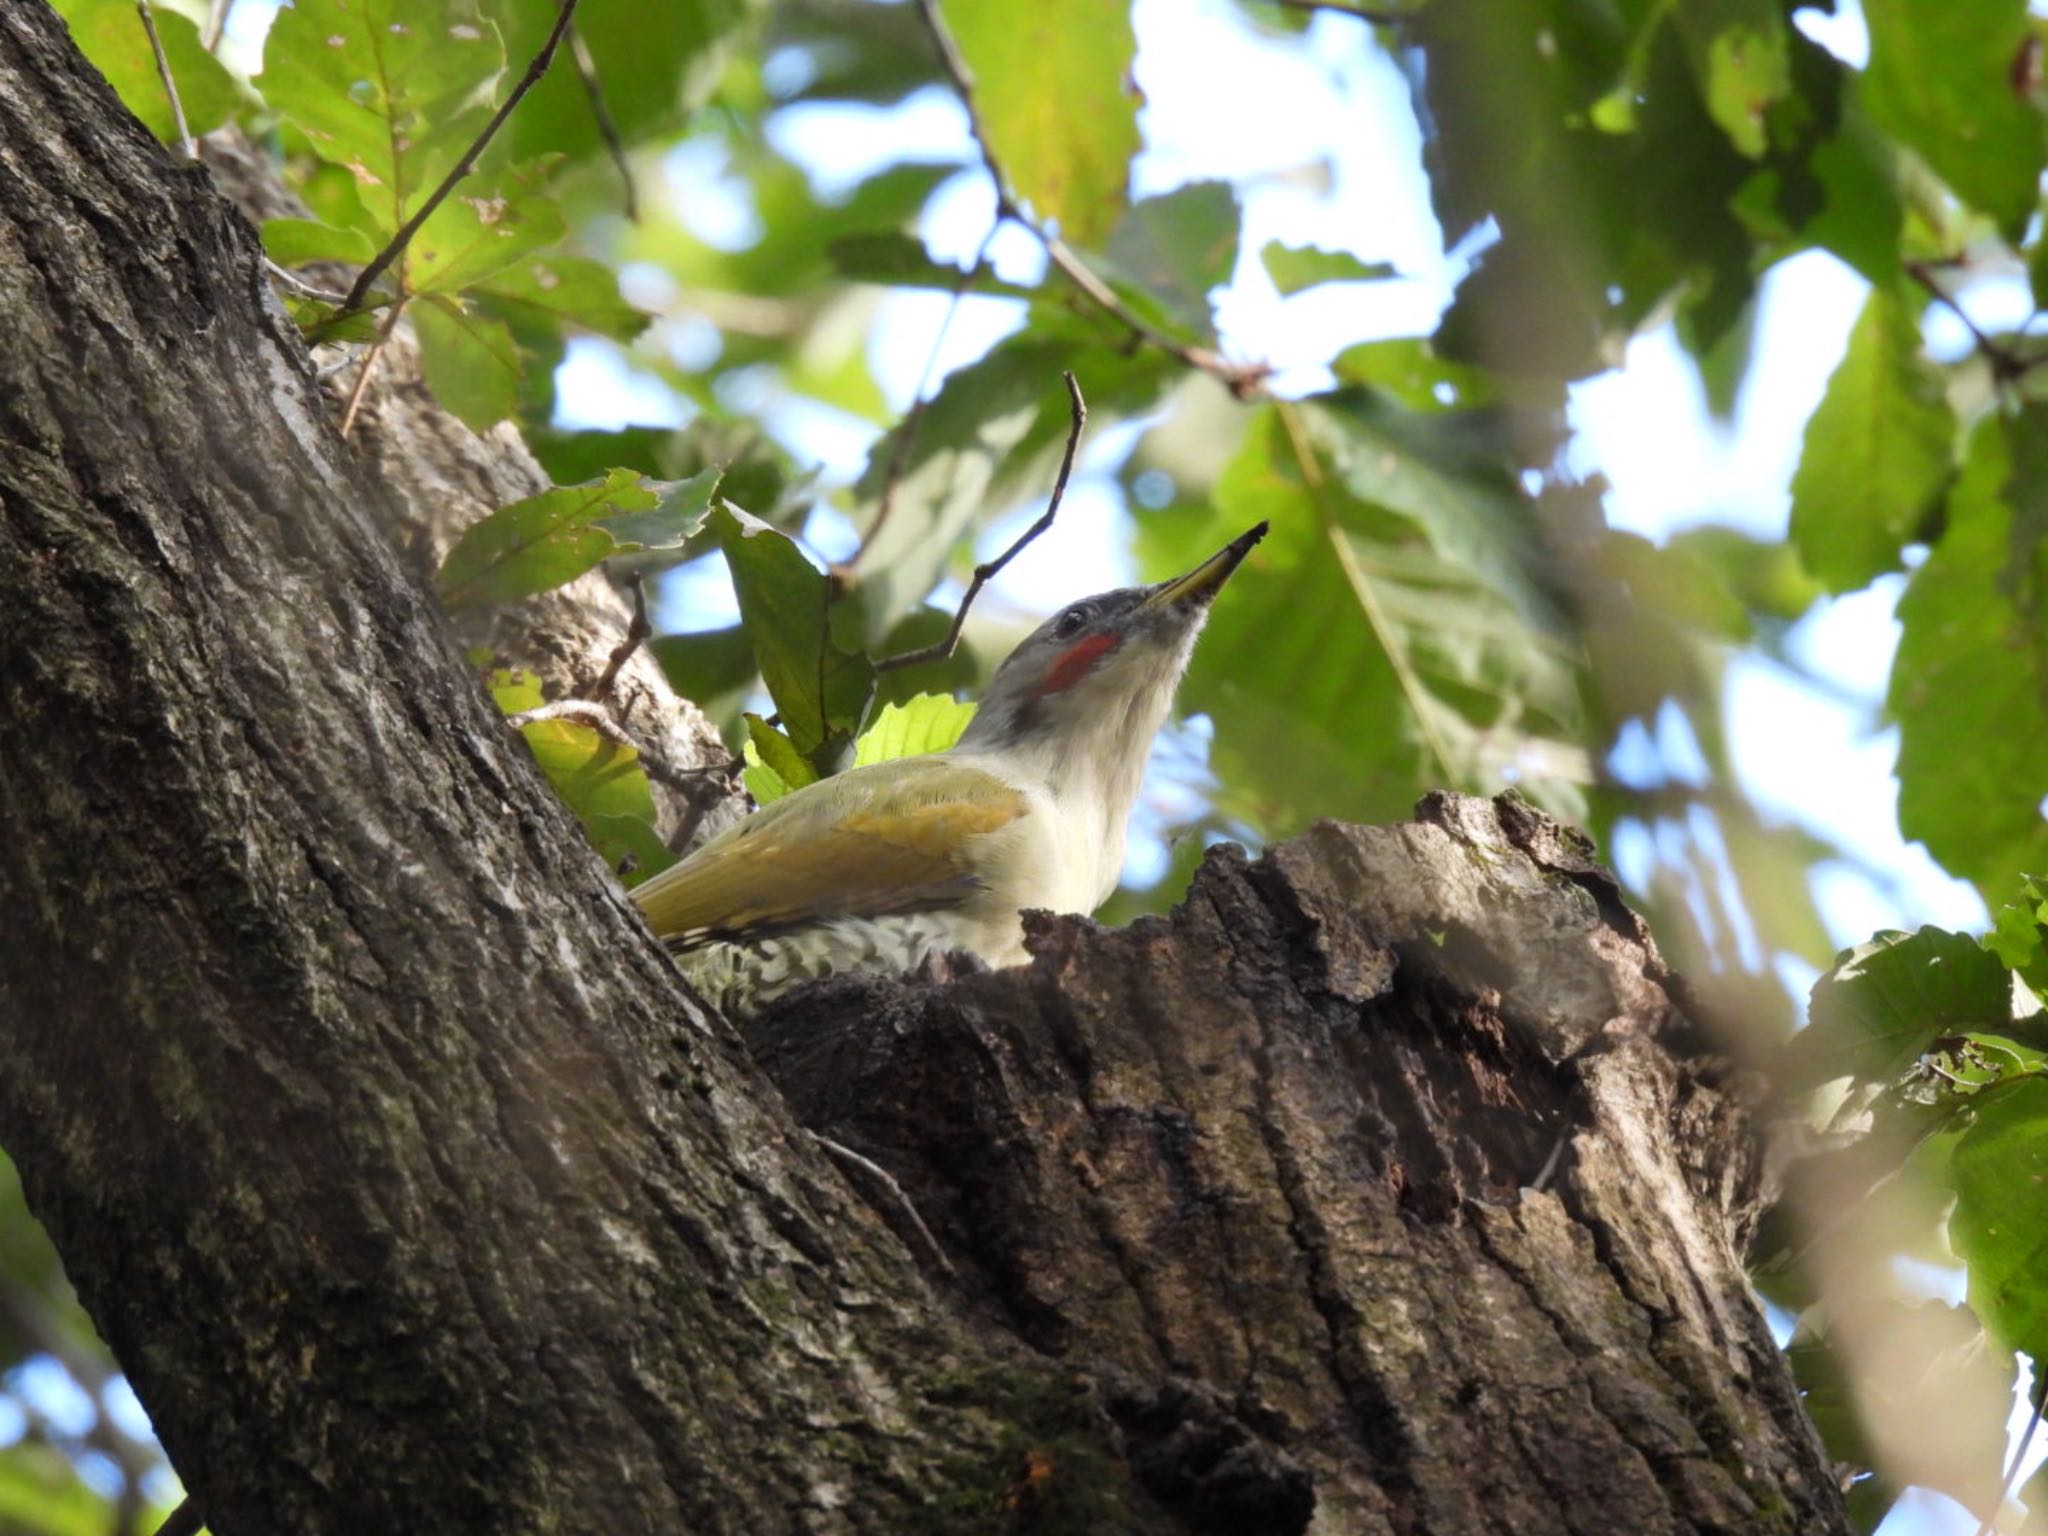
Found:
[752,797,1842,1534]
[0,7,1847,1535]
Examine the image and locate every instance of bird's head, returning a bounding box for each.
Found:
[958,521,1268,760]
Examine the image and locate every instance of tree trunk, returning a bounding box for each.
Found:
[0,7,1846,1534]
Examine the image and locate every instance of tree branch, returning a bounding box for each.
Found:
[568,22,637,222]
[851,218,1002,569]
[335,0,582,319]
[134,0,195,160]
[911,0,1270,399]
[873,370,1086,673]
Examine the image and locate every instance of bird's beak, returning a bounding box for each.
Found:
[1144,521,1269,612]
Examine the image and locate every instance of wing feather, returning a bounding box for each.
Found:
[631,756,1028,946]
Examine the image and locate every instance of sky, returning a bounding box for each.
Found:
[67,0,2042,1529]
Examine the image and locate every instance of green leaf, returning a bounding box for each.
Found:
[938,0,1137,246]
[0,1443,122,1536]
[826,232,1032,298]
[1892,411,2048,904]
[413,294,523,431]
[1951,1077,2048,1363]
[1137,397,1587,838]
[1802,98,1905,286]
[848,331,1175,633]
[1788,285,1955,593]
[1260,240,1396,296]
[440,469,715,608]
[1786,927,2014,1090]
[476,254,648,342]
[261,216,378,269]
[742,713,818,804]
[261,0,503,241]
[1987,875,2048,999]
[407,179,567,296]
[711,504,875,768]
[53,0,240,144]
[649,625,757,734]
[488,670,669,885]
[489,0,750,168]
[1673,1,1792,160]
[1862,0,2043,234]
[852,694,976,766]
[1101,182,1240,342]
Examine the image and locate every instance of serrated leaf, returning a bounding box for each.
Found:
[938,0,1136,246]
[441,469,712,608]
[852,694,976,766]
[1788,286,1955,592]
[261,0,502,240]
[53,0,240,145]
[414,295,523,430]
[711,504,875,768]
[1987,876,2048,999]
[408,180,567,296]
[1785,927,2013,1090]
[742,713,818,804]
[1951,1077,2048,1364]
[477,254,648,341]
[1862,0,2043,234]
[262,216,377,268]
[1137,397,1587,837]
[1892,411,2048,904]
[1261,240,1395,296]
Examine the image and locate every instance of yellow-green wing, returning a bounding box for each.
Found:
[631,755,1028,945]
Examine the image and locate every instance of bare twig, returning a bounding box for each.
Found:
[910,0,1269,399]
[1972,1368,2048,1536]
[874,371,1086,673]
[135,0,196,160]
[152,1499,205,1536]
[853,218,1003,567]
[338,296,409,439]
[1908,260,2029,385]
[200,0,233,50]
[335,0,583,319]
[569,23,638,222]
[807,1132,956,1279]
[264,258,351,306]
[584,573,650,703]
[502,698,737,796]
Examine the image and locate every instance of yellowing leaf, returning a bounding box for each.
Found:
[853,695,976,766]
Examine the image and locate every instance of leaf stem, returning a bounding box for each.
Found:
[568,22,637,222]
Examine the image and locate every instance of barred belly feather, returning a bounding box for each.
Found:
[676,912,991,1018]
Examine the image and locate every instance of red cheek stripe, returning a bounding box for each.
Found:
[1035,633,1119,698]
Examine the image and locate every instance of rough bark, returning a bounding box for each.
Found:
[750,796,1842,1535]
[0,7,1847,1535]
[194,129,744,854]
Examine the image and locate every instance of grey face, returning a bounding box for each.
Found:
[960,523,1267,750]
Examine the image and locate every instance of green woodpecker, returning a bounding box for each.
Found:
[632,521,1268,1017]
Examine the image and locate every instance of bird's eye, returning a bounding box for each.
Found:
[1052,607,1087,639]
